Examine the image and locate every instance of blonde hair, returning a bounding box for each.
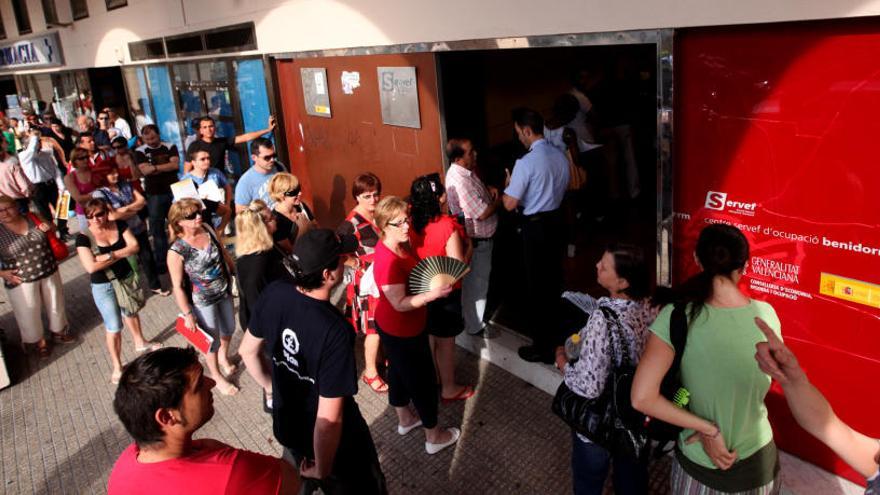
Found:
[268,173,300,203]
[374,196,408,237]
[235,200,274,256]
[167,198,202,242]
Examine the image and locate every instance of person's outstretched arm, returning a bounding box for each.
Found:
[755,317,879,478]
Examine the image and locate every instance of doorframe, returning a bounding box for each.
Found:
[273,28,675,286]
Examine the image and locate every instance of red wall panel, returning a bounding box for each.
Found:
[675,20,880,484]
[275,54,443,228]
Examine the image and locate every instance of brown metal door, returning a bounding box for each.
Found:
[275,53,443,228]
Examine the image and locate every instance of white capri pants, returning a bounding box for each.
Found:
[4,271,68,344]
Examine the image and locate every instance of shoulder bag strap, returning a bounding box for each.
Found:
[599,305,634,368]
[203,223,234,282]
[669,302,689,374]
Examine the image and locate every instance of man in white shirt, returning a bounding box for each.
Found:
[18,129,64,222]
[444,138,500,337]
[104,107,132,140]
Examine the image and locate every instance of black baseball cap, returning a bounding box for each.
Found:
[290,229,358,275]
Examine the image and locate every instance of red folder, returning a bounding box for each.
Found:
[175,315,215,354]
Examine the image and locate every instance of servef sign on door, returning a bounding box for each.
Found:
[377,67,420,128]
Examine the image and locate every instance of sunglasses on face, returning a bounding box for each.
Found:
[183,210,203,221]
[283,186,301,198]
[86,211,107,220]
[259,154,276,161]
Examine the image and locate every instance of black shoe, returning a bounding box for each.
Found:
[517,345,554,364]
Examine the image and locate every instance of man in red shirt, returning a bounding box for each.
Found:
[108,347,300,494]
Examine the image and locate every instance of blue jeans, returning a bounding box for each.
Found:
[193,295,235,353]
[91,282,132,333]
[571,432,648,495]
[147,192,173,273]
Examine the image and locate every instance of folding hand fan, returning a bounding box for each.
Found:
[407,256,470,294]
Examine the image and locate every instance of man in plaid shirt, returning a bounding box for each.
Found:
[445,138,501,337]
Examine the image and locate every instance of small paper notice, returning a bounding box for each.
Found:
[171,179,206,208]
[197,179,225,203]
[341,71,361,95]
[314,72,326,95]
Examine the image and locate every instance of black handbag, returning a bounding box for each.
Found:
[551,306,650,461]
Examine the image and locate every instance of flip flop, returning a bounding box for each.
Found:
[151,288,171,297]
[135,342,162,354]
[111,370,123,385]
[216,382,239,396]
[220,362,238,376]
[441,385,475,404]
[362,373,389,393]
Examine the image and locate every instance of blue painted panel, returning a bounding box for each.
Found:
[136,68,155,125]
[235,59,272,165]
[147,65,183,166]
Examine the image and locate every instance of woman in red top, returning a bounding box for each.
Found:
[408,174,475,403]
[112,148,143,192]
[372,196,460,455]
[337,172,386,393]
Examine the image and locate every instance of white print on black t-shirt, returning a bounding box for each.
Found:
[275,328,315,384]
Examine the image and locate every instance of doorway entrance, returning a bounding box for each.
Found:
[173,61,243,175]
[436,37,672,335]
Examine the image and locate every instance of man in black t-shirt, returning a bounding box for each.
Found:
[135,124,179,273]
[184,115,275,174]
[240,229,387,495]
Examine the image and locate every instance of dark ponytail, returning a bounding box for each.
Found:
[677,224,749,321]
[409,174,444,234]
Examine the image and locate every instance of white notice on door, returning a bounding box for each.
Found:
[314,72,326,95]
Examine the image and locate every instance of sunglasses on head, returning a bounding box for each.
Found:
[183,210,203,221]
[86,210,107,220]
[283,186,302,198]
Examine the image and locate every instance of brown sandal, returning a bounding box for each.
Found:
[37,341,51,359]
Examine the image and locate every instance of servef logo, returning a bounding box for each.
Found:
[705,191,727,211]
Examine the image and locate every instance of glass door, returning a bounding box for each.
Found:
[173,61,244,174]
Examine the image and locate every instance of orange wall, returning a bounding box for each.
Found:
[276,53,443,228]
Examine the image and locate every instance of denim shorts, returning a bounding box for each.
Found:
[91,281,135,333]
[193,295,235,353]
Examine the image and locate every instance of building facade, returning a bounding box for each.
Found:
[1,0,879,485]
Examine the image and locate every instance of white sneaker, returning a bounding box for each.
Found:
[397,419,422,436]
[425,427,461,455]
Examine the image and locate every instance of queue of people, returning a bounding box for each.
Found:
[1,107,876,495]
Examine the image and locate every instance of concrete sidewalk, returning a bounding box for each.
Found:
[0,255,865,494]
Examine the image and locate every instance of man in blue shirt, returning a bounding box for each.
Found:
[503,107,570,363]
[235,137,279,212]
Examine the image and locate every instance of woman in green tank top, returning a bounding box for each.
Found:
[631,224,783,495]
